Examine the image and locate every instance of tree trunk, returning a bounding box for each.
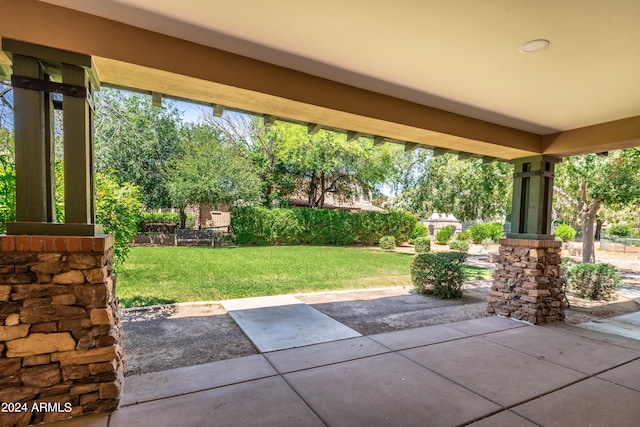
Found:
[581,199,600,263]
[179,207,187,229]
[595,219,603,241]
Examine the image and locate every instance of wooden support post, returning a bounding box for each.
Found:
[508,155,559,240]
[62,63,94,224]
[11,54,52,223]
[4,39,102,235]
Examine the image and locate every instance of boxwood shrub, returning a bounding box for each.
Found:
[379,236,396,250]
[468,223,504,244]
[449,239,470,251]
[435,225,454,245]
[411,251,467,299]
[231,207,416,246]
[414,237,431,253]
[565,263,621,301]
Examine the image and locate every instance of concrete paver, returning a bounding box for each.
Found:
[468,410,538,427]
[283,352,501,427]
[369,323,468,350]
[223,295,361,352]
[264,336,389,373]
[597,358,640,392]
[481,325,640,374]
[121,354,277,406]
[400,337,587,407]
[110,376,325,427]
[512,377,640,426]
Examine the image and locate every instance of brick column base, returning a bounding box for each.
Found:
[488,238,564,324]
[0,235,123,426]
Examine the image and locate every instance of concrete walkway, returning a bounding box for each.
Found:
[222,295,361,352]
[48,316,640,427]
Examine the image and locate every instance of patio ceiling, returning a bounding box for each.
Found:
[2,0,640,160]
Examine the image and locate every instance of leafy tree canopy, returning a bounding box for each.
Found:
[95,88,183,209]
[554,148,640,262]
[168,123,263,209]
[393,153,512,222]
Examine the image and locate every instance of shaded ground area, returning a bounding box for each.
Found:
[122,304,258,376]
[122,280,639,376]
[122,249,640,376]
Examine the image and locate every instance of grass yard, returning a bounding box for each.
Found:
[116,246,493,307]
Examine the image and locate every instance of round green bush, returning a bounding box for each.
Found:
[607,223,633,237]
[468,223,504,244]
[411,252,467,299]
[411,223,429,242]
[435,225,454,245]
[449,239,470,251]
[554,223,577,242]
[379,235,396,250]
[457,230,472,241]
[414,237,431,253]
[565,262,621,301]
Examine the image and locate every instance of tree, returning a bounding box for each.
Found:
[554,149,640,262]
[202,113,291,207]
[274,122,400,207]
[397,153,512,222]
[168,123,262,226]
[94,88,183,209]
[203,114,403,208]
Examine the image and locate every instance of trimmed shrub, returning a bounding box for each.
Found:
[449,239,470,251]
[411,223,429,243]
[457,229,472,241]
[414,237,431,253]
[468,223,504,244]
[411,252,467,299]
[379,236,396,250]
[435,225,454,245]
[554,223,577,242]
[607,223,633,237]
[231,207,417,246]
[565,263,621,301]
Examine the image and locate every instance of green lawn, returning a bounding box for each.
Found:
[116,246,493,307]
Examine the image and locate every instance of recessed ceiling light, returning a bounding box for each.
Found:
[519,39,550,54]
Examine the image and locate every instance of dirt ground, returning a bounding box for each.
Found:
[121,247,640,376]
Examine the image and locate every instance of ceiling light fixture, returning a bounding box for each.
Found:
[519,39,550,54]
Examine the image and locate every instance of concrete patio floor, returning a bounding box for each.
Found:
[47,316,640,427]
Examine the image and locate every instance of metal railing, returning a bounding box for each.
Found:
[599,235,640,253]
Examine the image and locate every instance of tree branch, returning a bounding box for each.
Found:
[553,185,580,209]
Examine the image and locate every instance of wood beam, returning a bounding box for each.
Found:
[404,142,419,152]
[263,115,276,127]
[373,136,386,146]
[151,91,162,107]
[213,103,225,117]
[347,131,361,142]
[307,123,322,135]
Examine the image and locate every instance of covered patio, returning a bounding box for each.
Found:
[2,1,640,425]
[51,316,640,426]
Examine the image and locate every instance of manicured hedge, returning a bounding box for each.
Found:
[231,207,417,246]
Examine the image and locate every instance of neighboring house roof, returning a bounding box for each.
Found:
[287,195,384,212]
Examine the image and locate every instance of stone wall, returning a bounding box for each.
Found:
[0,235,123,426]
[488,238,564,324]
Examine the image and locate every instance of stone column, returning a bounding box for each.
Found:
[488,238,564,324]
[0,235,123,425]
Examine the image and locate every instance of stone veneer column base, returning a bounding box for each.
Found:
[488,238,564,325]
[0,235,123,426]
